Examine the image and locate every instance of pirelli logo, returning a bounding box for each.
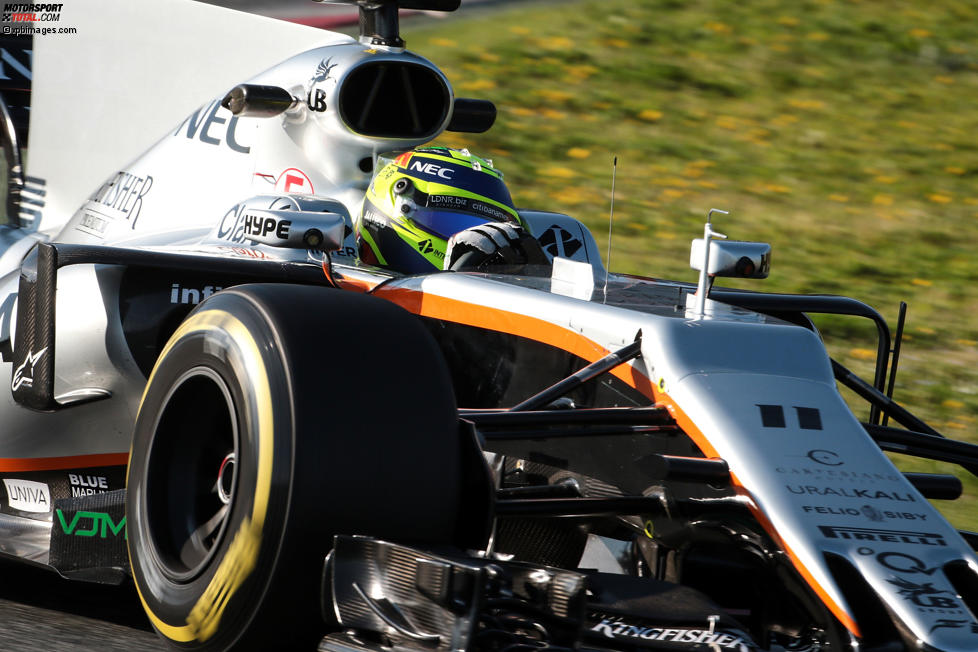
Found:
[818,525,947,546]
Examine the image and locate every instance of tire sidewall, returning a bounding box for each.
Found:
[127,300,293,650]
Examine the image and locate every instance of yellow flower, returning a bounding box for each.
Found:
[715,116,739,129]
[911,278,933,287]
[606,38,629,48]
[541,166,577,179]
[639,109,664,122]
[873,175,897,184]
[849,348,876,361]
[777,16,800,26]
[872,194,893,206]
[538,36,574,50]
[697,180,718,189]
[662,188,685,199]
[828,194,849,202]
[945,166,966,175]
[429,37,457,47]
[536,88,572,102]
[509,26,530,35]
[540,108,566,120]
[567,147,591,159]
[807,32,829,41]
[627,222,648,231]
[897,120,918,129]
[771,44,790,52]
[459,79,496,91]
[705,21,732,34]
[928,193,952,203]
[765,183,791,194]
[479,52,500,62]
[509,106,536,117]
[942,399,965,410]
[936,76,955,84]
[909,28,932,38]
[956,339,978,347]
[567,65,599,79]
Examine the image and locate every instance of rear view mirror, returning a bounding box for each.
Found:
[690,238,771,279]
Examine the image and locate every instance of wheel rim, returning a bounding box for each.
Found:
[144,366,239,583]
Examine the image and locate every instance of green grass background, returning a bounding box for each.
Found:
[405,0,978,527]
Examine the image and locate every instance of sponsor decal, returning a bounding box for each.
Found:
[170,283,223,305]
[818,525,946,546]
[243,213,290,240]
[757,404,822,429]
[758,404,785,428]
[417,239,442,258]
[78,211,108,235]
[929,619,978,634]
[305,57,336,112]
[216,246,269,260]
[801,505,926,521]
[409,160,454,179]
[3,478,50,512]
[11,346,45,391]
[589,618,753,650]
[426,194,511,222]
[173,100,250,154]
[886,576,959,609]
[538,224,583,259]
[274,168,315,194]
[88,171,153,227]
[67,473,110,497]
[217,206,289,244]
[807,449,843,466]
[787,485,915,501]
[876,551,940,575]
[56,509,126,539]
[776,465,900,482]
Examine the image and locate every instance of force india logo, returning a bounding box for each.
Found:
[590,618,754,650]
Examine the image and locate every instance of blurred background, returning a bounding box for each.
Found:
[224,0,978,525]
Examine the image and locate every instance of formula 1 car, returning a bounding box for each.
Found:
[0,1,976,651]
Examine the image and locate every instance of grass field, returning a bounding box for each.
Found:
[404,0,978,526]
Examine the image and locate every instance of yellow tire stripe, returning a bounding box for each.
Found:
[129,307,276,643]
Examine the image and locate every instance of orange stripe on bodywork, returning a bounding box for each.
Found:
[373,283,861,638]
[653,391,861,637]
[0,452,129,472]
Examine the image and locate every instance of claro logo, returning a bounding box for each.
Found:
[409,161,454,179]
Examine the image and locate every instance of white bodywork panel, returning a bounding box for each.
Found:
[27,0,346,235]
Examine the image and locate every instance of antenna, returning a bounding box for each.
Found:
[603,156,618,304]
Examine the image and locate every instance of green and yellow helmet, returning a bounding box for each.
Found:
[356,147,522,273]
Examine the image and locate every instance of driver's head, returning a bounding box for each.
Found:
[356,147,520,272]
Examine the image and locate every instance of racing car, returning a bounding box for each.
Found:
[0,0,976,650]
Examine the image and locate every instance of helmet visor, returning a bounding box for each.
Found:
[408,205,499,240]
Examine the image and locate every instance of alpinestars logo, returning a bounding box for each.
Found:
[589,618,754,650]
[11,347,46,392]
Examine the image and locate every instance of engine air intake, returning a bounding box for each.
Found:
[339,62,450,139]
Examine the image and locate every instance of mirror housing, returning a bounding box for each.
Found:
[690,239,771,279]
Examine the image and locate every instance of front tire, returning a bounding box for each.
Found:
[126,284,461,650]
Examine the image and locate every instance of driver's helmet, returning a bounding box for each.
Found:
[356,147,522,273]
